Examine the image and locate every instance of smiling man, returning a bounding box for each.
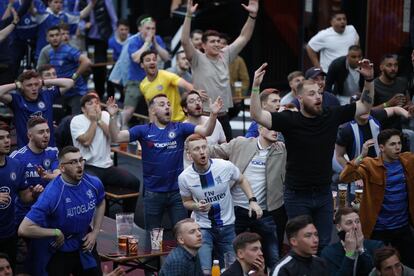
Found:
[306,11,359,73]
[340,129,414,268]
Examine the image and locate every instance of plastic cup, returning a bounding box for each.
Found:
[355,189,363,203]
[127,236,139,256]
[150,228,164,251]
[338,184,348,208]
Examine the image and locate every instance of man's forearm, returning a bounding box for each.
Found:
[80,1,94,19]
[76,56,92,75]
[109,115,120,141]
[306,46,320,68]
[18,219,56,239]
[77,121,98,146]
[44,78,74,90]
[154,42,170,61]
[91,200,105,234]
[196,114,217,137]
[238,176,254,199]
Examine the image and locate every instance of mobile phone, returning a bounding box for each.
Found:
[250,210,257,220]
[337,230,346,241]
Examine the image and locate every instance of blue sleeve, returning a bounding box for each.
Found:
[292,98,300,109]
[9,93,21,111]
[180,123,196,136]
[128,39,142,55]
[68,47,81,62]
[245,121,258,138]
[17,161,29,190]
[51,150,59,170]
[129,125,145,142]
[91,176,105,204]
[155,36,166,49]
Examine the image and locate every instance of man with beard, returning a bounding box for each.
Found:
[10,116,59,275]
[107,94,222,230]
[19,146,105,276]
[306,11,359,73]
[140,50,193,122]
[159,219,204,276]
[250,59,375,253]
[0,70,74,147]
[167,50,193,95]
[0,122,43,271]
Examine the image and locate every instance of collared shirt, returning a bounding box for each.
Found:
[159,245,203,276]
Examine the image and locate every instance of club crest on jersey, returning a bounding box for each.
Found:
[86,189,94,199]
[214,176,222,184]
[168,131,176,139]
[38,101,45,109]
[10,172,16,181]
[156,85,163,91]
[65,197,72,203]
[43,159,51,169]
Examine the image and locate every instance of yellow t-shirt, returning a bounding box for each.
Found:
[140,70,185,122]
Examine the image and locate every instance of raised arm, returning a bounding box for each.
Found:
[177,78,194,92]
[180,0,198,62]
[153,37,170,62]
[80,0,96,20]
[250,63,272,129]
[0,8,18,42]
[339,139,374,183]
[355,59,375,117]
[0,82,17,103]
[194,97,223,137]
[384,106,410,119]
[44,78,75,95]
[305,45,320,68]
[106,97,130,142]
[229,0,259,53]
[75,54,92,77]
[334,144,348,169]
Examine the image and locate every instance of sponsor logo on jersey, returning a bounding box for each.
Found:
[0,186,11,209]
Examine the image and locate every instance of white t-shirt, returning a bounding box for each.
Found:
[308,25,359,72]
[280,91,295,106]
[178,158,240,228]
[183,116,226,168]
[70,111,113,168]
[232,144,268,210]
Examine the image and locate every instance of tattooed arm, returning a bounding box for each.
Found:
[355,59,375,117]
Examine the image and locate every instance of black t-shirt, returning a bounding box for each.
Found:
[271,103,356,190]
[336,109,387,159]
[374,77,407,130]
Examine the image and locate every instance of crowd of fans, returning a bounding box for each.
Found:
[0,0,414,275]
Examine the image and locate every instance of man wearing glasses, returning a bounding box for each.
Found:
[18,146,105,276]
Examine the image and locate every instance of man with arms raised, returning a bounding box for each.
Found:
[107,94,222,230]
[250,60,375,252]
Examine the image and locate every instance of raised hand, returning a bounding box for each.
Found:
[186,0,198,15]
[209,96,224,115]
[241,0,259,16]
[356,59,374,80]
[106,97,119,116]
[361,139,374,158]
[252,63,268,88]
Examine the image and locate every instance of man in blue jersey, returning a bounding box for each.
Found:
[122,15,170,128]
[107,93,222,230]
[18,146,105,276]
[0,122,43,271]
[32,0,95,60]
[44,25,92,115]
[0,70,74,148]
[178,133,263,274]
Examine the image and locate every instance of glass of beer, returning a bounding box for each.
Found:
[355,189,363,203]
[338,184,348,208]
[127,236,138,256]
[118,235,128,250]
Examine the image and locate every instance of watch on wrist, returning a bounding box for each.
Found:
[71,73,79,80]
[248,197,257,203]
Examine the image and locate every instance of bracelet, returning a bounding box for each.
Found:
[252,87,260,94]
[192,202,199,210]
[186,14,192,19]
[356,155,363,163]
[54,228,60,237]
[71,73,79,80]
[365,78,374,82]
[15,81,21,90]
[345,251,355,258]
[249,14,257,20]
[383,102,388,108]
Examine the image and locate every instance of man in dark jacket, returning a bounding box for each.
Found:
[326,45,365,105]
[222,232,266,276]
[321,207,383,275]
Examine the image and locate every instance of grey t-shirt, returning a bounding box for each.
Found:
[191,46,238,112]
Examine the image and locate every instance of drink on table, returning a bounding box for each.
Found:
[211,259,220,276]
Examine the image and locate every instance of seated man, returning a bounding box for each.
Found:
[179,133,262,274]
[70,93,140,212]
[159,218,203,276]
[321,207,383,275]
[369,246,414,276]
[271,215,329,275]
[340,129,414,268]
[222,232,266,276]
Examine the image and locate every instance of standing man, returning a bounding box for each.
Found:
[271,215,329,275]
[42,26,92,115]
[166,50,192,94]
[159,218,204,276]
[18,146,106,276]
[325,45,365,104]
[280,71,304,106]
[306,10,359,73]
[250,60,375,252]
[321,207,383,275]
[222,232,266,276]
[140,50,193,122]
[0,70,74,147]
[209,125,286,267]
[0,122,43,270]
[178,134,262,274]
[123,15,170,127]
[70,93,139,212]
[107,94,222,230]
[340,129,414,268]
[181,0,259,140]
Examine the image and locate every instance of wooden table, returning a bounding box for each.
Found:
[97,216,176,273]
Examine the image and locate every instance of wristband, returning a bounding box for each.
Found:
[248,197,257,203]
[192,202,199,210]
[186,14,192,19]
[383,102,388,108]
[365,78,374,82]
[71,73,79,80]
[252,87,260,94]
[54,228,60,237]
[345,251,355,258]
[249,14,257,20]
[356,155,363,163]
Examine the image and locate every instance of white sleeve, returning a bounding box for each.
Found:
[307,30,326,52]
[228,161,241,182]
[101,111,110,124]
[216,120,226,143]
[178,173,192,197]
[70,115,88,141]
